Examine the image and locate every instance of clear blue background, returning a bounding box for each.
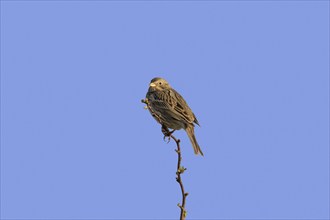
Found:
[1,1,329,219]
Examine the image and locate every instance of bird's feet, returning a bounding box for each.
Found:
[162,125,175,143]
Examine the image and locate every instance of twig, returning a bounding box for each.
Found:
[171,134,188,220]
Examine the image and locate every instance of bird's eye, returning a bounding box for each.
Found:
[159,82,162,85]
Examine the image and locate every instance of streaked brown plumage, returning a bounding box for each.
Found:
[145,77,203,156]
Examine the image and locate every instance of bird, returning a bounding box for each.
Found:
[145,77,203,156]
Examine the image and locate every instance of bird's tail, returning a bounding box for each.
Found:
[185,125,204,156]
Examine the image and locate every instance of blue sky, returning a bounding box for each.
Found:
[1,1,329,219]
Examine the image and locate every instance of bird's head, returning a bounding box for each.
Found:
[148,77,171,91]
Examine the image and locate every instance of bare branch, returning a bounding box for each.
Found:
[171,135,188,220]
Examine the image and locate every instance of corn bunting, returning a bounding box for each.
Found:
[145,77,203,156]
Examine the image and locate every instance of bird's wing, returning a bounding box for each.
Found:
[147,90,182,121]
[170,89,197,124]
[193,113,200,126]
[148,89,199,125]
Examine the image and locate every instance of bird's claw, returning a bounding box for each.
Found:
[163,135,171,143]
[161,125,170,136]
[161,125,175,143]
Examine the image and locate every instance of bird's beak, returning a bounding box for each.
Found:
[149,83,156,87]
